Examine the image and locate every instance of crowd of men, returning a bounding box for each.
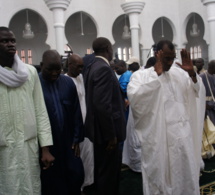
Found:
[0,26,214,195]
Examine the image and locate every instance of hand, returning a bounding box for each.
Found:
[154,50,163,75]
[106,137,117,152]
[41,146,55,170]
[125,99,130,107]
[72,143,80,157]
[176,49,195,76]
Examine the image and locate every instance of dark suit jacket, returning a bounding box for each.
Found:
[83,57,126,144]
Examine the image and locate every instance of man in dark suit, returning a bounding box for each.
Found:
[83,37,126,195]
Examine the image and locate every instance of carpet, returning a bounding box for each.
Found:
[200,156,215,195]
[83,157,215,195]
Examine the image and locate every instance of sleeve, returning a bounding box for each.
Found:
[93,65,116,141]
[32,69,53,147]
[70,83,84,144]
[127,71,162,131]
[190,75,201,95]
[187,72,206,174]
[119,75,129,93]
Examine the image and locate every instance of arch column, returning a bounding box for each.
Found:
[44,0,71,55]
[202,0,215,60]
[121,1,145,60]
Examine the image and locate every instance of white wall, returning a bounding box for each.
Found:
[0,0,209,65]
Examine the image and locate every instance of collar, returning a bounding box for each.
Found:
[96,56,110,66]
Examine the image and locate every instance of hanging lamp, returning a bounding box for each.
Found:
[23,9,34,39]
[122,14,131,40]
[80,12,84,36]
[161,17,164,38]
[190,13,200,37]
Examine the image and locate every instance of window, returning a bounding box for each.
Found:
[198,46,202,58]
[21,49,25,63]
[128,47,132,59]
[150,47,154,57]
[190,47,193,59]
[117,47,132,61]
[28,49,32,64]
[123,47,127,61]
[86,48,92,54]
[117,48,122,60]
[19,49,33,64]
[190,46,202,59]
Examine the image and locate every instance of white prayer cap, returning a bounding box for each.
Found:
[126,56,140,65]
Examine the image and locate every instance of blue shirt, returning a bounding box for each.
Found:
[119,70,132,97]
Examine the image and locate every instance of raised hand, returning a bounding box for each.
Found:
[176,49,195,76]
[176,49,197,83]
[154,50,163,75]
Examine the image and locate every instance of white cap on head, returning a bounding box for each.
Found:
[126,56,140,65]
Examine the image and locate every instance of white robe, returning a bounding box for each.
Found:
[0,64,53,195]
[122,107,142,172]
[66,74,94,188]
[127,67,205,195]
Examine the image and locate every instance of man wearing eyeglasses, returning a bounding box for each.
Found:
[128,40,205,195]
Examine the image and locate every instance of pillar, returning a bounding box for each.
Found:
[44,0,71,55]
[202,0,215,60]
[121,1,145,60]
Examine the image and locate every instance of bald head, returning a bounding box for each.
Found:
[42,50,61,65]
[41,50,62,82]
[92,37,113,61]
[68,54,82,65]
[0,26,11,33]
[67,54,84,78]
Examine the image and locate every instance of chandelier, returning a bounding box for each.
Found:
[190,13,200,37]
[23,9,34,39]
[122,14,131,40]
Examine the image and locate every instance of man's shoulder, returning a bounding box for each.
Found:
[77,74,84,81]
[123,70,132,77]
[23,64,39,82]
[60,74,74,82]
[129,68,154,83]
[170,66,188,77]
[93,57,108,65]
[133,68,152,77]
[91,59,110,72]
[119,70,131,81]
[59,74,77,86]
[25,64,37,74]
[199,72,206,78]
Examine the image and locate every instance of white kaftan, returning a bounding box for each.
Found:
[122,107,142,172]
[0,63,53,195]
[127,66,205,195]
[66,73,94,187]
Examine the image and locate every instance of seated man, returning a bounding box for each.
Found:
[39,50,84,195]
